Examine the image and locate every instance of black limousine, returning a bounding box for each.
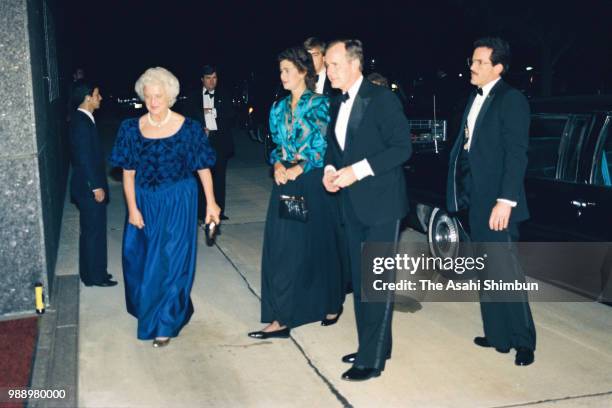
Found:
[405,95,612,303]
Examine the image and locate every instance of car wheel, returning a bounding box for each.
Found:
[428,207,460,259]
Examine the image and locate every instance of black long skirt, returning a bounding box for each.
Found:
[260,167,345,328]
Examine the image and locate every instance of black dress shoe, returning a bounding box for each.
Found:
[342,352,391,364]
[341,367,381,382]
[473,336,510,353]
[85,279,118,287]
[221,214,229,221]
[515,347,535,366]
[342,353,357,364]
[321,306,343,326]
[247,327,290,339]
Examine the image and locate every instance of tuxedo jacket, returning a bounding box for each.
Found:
[446,79,530,224]
[183,88,236,156]
[68,110,108,202]
[325,79,413,226]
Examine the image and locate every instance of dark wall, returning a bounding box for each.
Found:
[0,0,68,316]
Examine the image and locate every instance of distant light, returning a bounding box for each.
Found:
[458,73,463,77]
[134,103,143,109]
[248,106,254,114]
[371,59,376,63]
[525,66,534,71]
[391,83,398,90]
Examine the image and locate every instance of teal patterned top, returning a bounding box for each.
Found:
[269,90,330,173]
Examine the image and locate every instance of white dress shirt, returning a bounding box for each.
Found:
[464,77,500,152]
[315,69,327,94]
[77,108,95,124]
[465,77,516,207]
[202,88,217,131]
[325,75,374,180]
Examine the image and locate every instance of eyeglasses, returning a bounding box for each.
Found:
[467,58,493,68]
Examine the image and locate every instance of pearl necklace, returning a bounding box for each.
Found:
[147,110,172,128]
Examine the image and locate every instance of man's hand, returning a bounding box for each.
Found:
[286,165,303,181]
[332,166,358,188]
[489,202,512,231]
[92,188,105,203]
[323,169,340,192]
[273,163,288,185]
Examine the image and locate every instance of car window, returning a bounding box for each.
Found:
[526,115,569,179]
[559,115,590,182]
[592,116,612,187]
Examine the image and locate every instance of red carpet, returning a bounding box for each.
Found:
[0,317,38,408]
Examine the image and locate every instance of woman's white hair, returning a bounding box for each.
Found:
[134,67,180,107]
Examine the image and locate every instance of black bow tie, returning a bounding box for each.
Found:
[340,92,350,103]
[205,90,215,97]
[476,87,483,96]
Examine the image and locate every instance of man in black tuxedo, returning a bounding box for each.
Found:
[304,37,339,97]
[68,83,116,287]
[185,65,236,221]
[323,39,412,381]
[446,37,536,366]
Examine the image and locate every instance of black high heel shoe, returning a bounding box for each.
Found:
[321,306,343,326]
[248,327,290,339]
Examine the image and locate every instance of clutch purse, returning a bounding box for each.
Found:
[205,222,217,247]
[279,195,308,222]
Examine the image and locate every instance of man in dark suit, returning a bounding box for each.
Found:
[304,37,339,97]
[68,82,116,287]
[185,65,236,221]
[323,39,412,381]
[446,37,536,366]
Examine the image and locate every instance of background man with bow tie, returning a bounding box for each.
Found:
[323,39,412,381]
[446,37,536,366]
[185,65,236,222]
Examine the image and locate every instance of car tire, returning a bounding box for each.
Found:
[415,204,432,233]
[428,207,460,259]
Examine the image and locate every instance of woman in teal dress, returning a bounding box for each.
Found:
[248,46,344,339]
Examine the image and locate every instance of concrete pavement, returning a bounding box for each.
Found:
[56,128,612,407]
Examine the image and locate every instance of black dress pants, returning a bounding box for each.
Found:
[74,194,108,285]
[340,194,399,371]
[470,219,536,351]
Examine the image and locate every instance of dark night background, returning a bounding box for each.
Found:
[62,0,612,112]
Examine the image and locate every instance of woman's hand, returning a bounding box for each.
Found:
[128,209,145,229]
[286,165,303,181]
[206,202,221,225]
[274,163,288,185]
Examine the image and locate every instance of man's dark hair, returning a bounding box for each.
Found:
[278,46,317,91]
[367,72,389,88]
[327,39,364,71]
[202,65,217,76]
[71,81,96,109]
[473,37,511,74]
[303,37,326,53]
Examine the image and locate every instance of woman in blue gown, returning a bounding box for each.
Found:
[110,67,220,347]
[248,47,344,339]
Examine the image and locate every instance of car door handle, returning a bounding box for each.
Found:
[570,200,596,208]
